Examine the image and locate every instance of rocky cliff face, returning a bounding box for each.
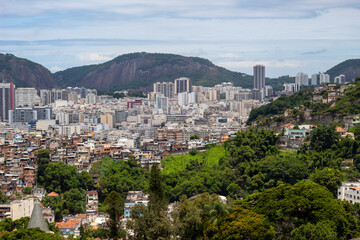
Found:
[54,52,252,90]
[0,53,56,89]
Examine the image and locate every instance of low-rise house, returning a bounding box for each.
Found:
[56,219,80,235]
[123,191,149,225]
[338,182,360,204]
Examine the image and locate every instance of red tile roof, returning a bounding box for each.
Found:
[56,219,79,228]
[336,126,346,133]
[47,192,59,197]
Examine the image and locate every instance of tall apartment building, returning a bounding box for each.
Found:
[295,72,309,87]
[156,96,169,114]
[100,113,115,128]
[153,82,174,99]
[319,73,330,84]
[86,93,97,105]
[178,92,188,107]
[0,82,15,122]
[9,107,52,124]
[264,85,274,97]
[311,74,318,86]
[253,65,265,90]
[208,88,220,101]
[157,129,183,143]
[174,77,192,94]
[334,74,346,84]
[283,83,299,93]
[40,89,51,105]
[15,88,38,107]
[67,92,78,103]
[225,87,238,101]
[51,89,63,103]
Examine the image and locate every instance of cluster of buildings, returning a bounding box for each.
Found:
[1,65,355,236]
[283,72,346,93]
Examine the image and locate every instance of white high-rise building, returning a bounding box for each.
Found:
[188,92,198,104]
[311,74,318,86]
[15,88,38,107]
[156,96,169,114]
[295,72,308,87]
[208,88,220,101]
[264,85,273,97]
[86,94,97,105]
[225,87,238,101]
[178,92,188,107]
[334,74,346,84]
[283,83,299,93]
[319,73,330,84]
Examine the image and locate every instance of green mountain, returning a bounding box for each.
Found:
[326,59,360,82]
[1,52,358,91]
[247,76,360,126]
[0,53,56,89]
[54,52,293,91]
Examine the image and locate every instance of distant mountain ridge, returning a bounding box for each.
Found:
[54,52,255,91]
[1,52,359,91]
[0,53,56,89]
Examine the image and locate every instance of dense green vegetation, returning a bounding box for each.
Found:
[0,217,64,240]
[238,180,358,240]
[36,150,94,221]
[91,157,148,201]
[161,145,227,174]
[324,77,360,115]
[248,76,360,126]
[247,89,312,124]
[4,124,360,239]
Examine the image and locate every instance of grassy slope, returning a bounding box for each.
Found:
[161,145,227,174]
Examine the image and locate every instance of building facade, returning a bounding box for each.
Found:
[253,65,265,90]
[0,83,15,122]
[153,82,174,99]
[174,77,192,94]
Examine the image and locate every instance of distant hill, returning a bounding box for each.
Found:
[1,52,358,91]
[326,59,360,82]
[54,52,254,90]
[0,53,56,89]
[54,52,295,91]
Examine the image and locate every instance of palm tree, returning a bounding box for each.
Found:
[202,200,229,227]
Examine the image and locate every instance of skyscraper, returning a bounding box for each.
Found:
[253,65,265,90]
[319,73,330,84]
[311,74,318,86]
[0,82,15,122]
[174,77,192,94]
[295,72,309,87]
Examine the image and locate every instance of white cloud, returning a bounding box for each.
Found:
[76,53,112,62]
[49,66,63,72]
[218,53,241,59]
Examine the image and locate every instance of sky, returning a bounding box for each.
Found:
[0,0,359,77]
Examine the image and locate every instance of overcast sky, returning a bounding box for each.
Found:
[0,0,359,77]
